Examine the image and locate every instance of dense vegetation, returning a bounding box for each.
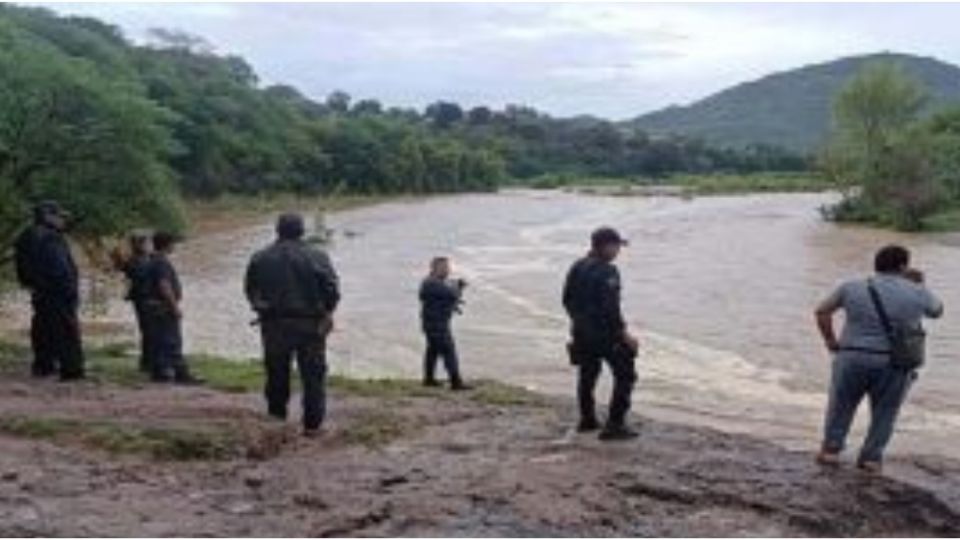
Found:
[0,3,810,268]
[821,62,960,230]
[633,53,960,152]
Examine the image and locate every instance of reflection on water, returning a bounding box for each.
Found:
[4,190,960,458]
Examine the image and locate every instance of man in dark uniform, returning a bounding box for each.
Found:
[419,256,471,390]
[143,232,202,384]
[563,227,639,441]
[245,213,340,437]
[13,201,85,380]
[112,233,153,372]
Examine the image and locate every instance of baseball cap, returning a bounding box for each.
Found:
[591,226,628,249]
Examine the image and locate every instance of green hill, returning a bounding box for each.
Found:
[630,53,960,152]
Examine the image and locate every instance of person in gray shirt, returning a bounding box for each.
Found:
[814,245,944,473]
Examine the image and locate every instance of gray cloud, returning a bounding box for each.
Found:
[28,2,960,119]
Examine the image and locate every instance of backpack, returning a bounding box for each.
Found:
[867,279,926,370]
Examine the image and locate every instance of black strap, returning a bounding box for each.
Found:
[867,279,896,344]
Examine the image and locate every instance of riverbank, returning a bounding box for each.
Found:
[1,342,959,537]
[516,172,833,197]
[183,193,410,236]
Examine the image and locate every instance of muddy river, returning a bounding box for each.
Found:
[4,191,960,458]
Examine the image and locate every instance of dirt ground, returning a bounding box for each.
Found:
[0,351,959,537]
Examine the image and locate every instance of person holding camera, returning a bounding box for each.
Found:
[419,256,471,390]
[814,245,943,473]
[562,227,639,441]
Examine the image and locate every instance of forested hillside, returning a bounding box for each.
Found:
[632,53,960,151]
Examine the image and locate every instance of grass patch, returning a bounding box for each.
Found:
[337,409,412,448]
[328,376,445,399]
[467,380,549,407]
[672,172,832,195]
[920,206,960,232]
[0,342,27,373]
[0,416,241,460]
[2,340,549,409]
[190,355,264,393]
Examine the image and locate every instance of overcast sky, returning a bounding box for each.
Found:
[32,2,960,120]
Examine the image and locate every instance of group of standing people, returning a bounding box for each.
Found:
[11,200,946,472]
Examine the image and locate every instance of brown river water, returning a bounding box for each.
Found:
[3,190,959,459]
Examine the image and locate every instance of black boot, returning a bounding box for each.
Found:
[576,417,601,433]
[598,424,639,441]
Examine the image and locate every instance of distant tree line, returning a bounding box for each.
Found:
[0,4,809,266]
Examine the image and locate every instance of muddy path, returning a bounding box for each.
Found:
[0,350,958,537]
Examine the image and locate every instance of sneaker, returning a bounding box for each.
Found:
[598,425,639,441]
[59,373,86,382]
[815,451,841,467]
[422,379,442,388]
[451,383,474,391]
[857,460,883,475]
[576,418,601,433]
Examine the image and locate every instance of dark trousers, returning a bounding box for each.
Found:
[576,341,637,428]
[261,320,328,430]
[132,301,152,372]
[146,310,189,380]
[30,295,85,379]
[822,353,915,464]
[423,330,462,386]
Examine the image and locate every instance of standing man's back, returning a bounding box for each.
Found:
[815,245,943,473]
[562,227,639,441]
[245,213,340,437]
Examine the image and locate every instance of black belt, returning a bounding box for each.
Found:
[838,346,891,355]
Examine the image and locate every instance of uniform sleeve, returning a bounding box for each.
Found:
[599,265,626,335]
[312,250,340,313]
[562,263,577,316]
[243,255,260,308]
[816,283,846,314]
[35,238,78,303]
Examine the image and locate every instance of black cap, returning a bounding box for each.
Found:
[276,213,305,240]
[591,226,628,249]
[33,200,62,218]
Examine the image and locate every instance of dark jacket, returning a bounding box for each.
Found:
[562,254,625,346]
[244,239,340,319]
[121,254,153,303]
[144,253,182,306]
[419,276,462,335]
[16,224,79,307]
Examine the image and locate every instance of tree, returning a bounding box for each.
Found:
[425,101,464,129]
[832,62,925,196]
[822,61,951,230]
[467,106,493,125]
[325,90,351,114]
[351,98,382,116]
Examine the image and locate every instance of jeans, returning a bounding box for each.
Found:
[822,352,915,463]
[423,330,463,386]
[575,341,637,428]
[132,301,153,372]
[261,319,328,430]
[146,309,190,380]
